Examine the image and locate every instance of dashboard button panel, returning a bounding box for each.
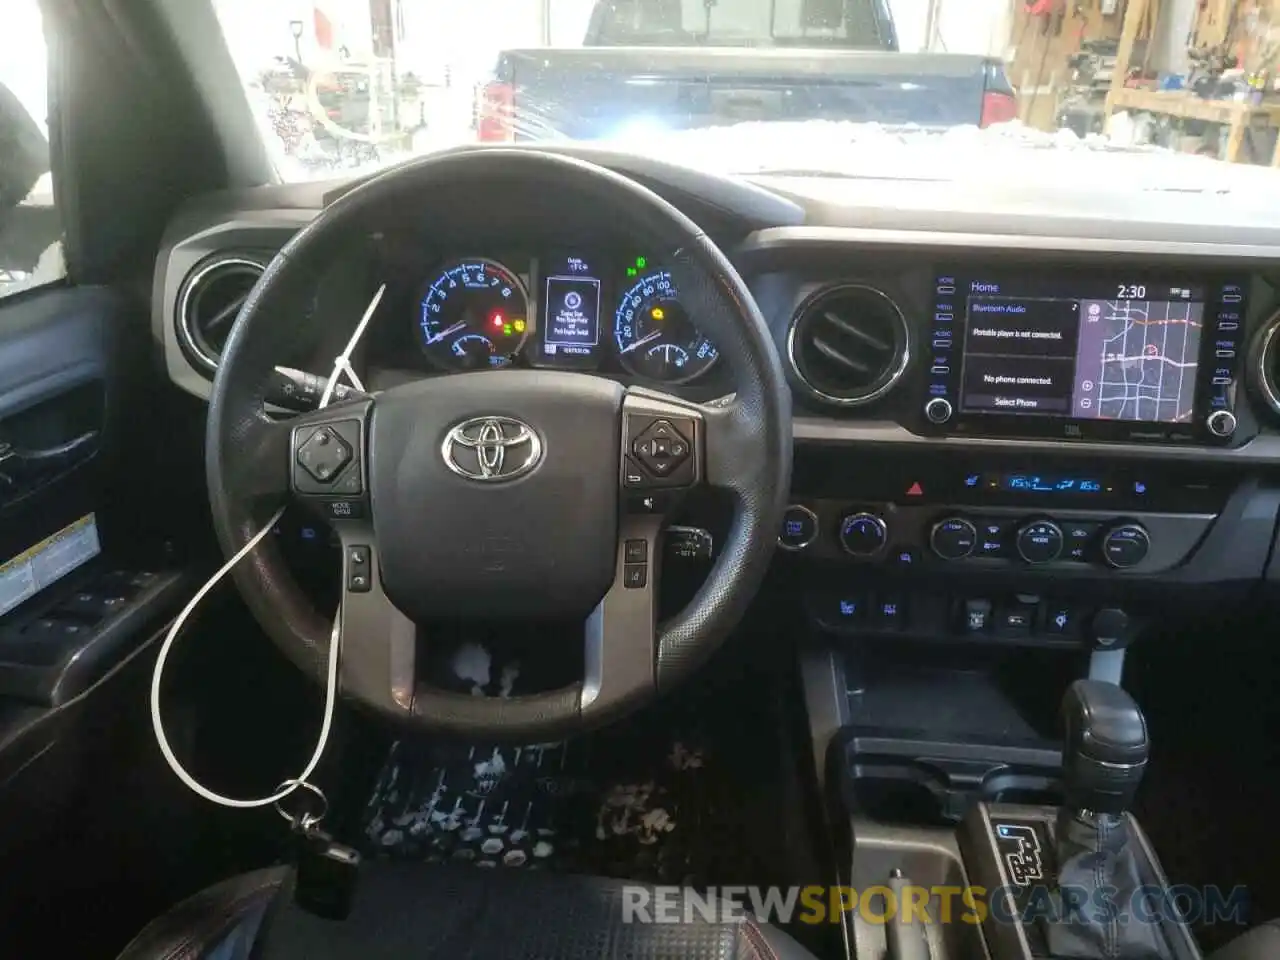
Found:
[775,498,1209,575]
[808,589,1115,649]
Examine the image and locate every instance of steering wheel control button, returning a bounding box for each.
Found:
[930,517,977,560]
[626,416,696,488]
[839,512,887,557]
[624,539,648,564]
[347,546,372,593]
[1016,520,1064,564]
[924,397,953,424]
[320,499,366,521]
[623,563,647,589]
[330,462,363,496]
[622,457,647,487]
[626,492,673,515]
[778,505,818,551]
[297,427,352,483]
[293,419,364,497]
[633,419,691,477]
[1102,524,1151,569]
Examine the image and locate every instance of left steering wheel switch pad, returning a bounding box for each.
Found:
[292,420,364,497]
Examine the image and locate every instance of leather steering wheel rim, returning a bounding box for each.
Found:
[207,148,792,740]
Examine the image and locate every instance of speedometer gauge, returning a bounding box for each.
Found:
[418,259,530,370]
[613,270,718,383]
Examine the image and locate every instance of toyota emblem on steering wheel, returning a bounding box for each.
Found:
[442,416,543,482]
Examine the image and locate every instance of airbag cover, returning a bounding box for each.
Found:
[369,371,623,621]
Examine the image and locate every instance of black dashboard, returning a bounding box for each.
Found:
[150,145,1280,656]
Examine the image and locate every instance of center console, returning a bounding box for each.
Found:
[834,682,1206,960]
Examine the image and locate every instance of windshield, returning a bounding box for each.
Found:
[214,0,1280,193]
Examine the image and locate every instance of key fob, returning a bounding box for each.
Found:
[294,829,361,920]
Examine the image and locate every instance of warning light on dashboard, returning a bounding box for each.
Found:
[513,318,526,333]
[905,481,924,497]
[491,313,505,328]
[651,307,665,321]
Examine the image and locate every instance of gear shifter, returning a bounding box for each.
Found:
[1044,680,1169,959]
[1061,678,1149,814]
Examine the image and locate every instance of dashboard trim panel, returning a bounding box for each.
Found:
[793,416,1280,463]
[739,226,1280,264]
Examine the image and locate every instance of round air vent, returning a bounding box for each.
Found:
[1254,312,1280,416]
[176,256,265,373]
[786,284,910,406]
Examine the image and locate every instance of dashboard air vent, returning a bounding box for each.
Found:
[1254,312,1280,417]
[176,256,265,372]
[787,284,910,406]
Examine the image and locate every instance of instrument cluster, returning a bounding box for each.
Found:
[412,252,720,385]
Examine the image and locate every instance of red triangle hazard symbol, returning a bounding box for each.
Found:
[905,481,924,497]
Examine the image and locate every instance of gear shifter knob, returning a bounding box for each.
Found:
[1060,679,1149,814]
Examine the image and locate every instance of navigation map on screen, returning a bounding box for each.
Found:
[1071,298,1203,423]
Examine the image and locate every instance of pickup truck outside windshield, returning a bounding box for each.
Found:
[212,0,1280,199]
[584,0,890,47]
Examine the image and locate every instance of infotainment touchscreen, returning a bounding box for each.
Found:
[959,279,1205,423]
[923,269,1247,443]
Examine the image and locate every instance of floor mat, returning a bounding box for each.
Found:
[362,736,712,883]
[359,637,807,889]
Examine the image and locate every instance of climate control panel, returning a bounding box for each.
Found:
[775,501,1212,576]
[928,516,1151,568]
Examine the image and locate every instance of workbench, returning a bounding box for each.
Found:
[1106,87,1280,166]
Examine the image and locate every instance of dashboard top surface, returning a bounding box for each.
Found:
[151,146,1280,466]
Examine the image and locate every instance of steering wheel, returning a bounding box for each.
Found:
[206,149,792,740]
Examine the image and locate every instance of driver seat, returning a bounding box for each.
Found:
[117,861,819,960]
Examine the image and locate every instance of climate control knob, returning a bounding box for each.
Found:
[1016,520,1064,564]
[839,512,888,557]
[930,517,977,560]
[1101,523,1150,569]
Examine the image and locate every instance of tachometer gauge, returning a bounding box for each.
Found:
[418,259,530,370]
[613,270,718,383]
